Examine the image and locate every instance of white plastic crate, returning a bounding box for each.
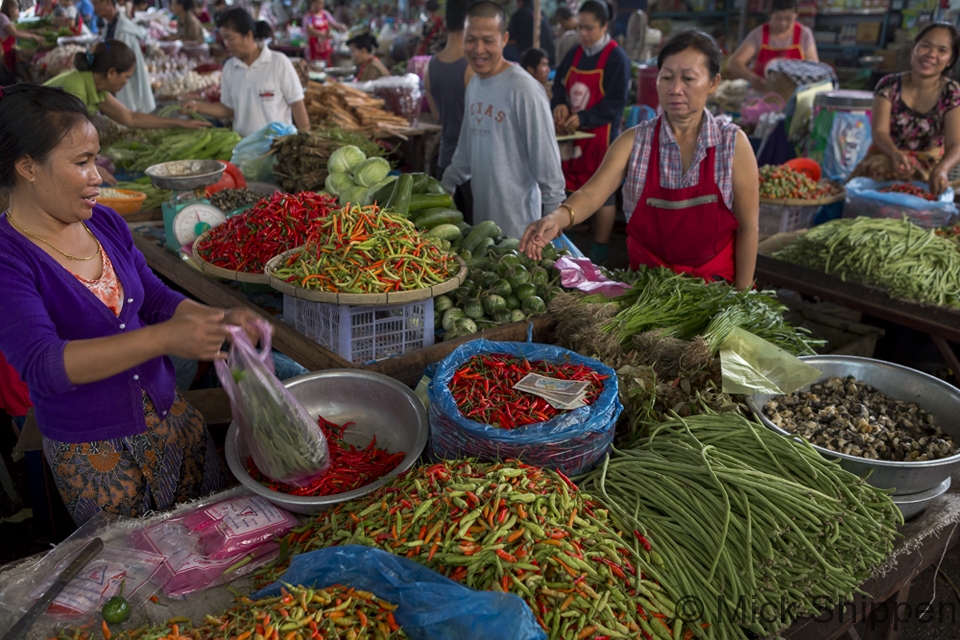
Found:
[282,295,434,364]
[758,203,819,236]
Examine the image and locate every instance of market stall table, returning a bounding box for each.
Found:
[1,475,957,640]
[131,229,554,387]
[754,250,960,385]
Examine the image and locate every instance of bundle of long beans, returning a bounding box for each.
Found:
[595,267,820,356]
[260,459,682,640]
[774,217,960,309]
[582,413,903,640]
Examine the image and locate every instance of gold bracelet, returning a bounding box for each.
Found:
[558,203,575,228]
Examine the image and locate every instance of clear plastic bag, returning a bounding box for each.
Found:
[230,121,297,182]
[844,177,958,229]
[357,73,422,126]
[252,545,546,640]
[214,319,330,487]
[427,339,621,476]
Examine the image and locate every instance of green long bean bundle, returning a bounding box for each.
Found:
[582,413,902,640]
[773,217,960,309]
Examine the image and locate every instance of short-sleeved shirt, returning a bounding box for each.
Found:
[220,46,305,137]
[875,72,960,151]
[43,70,109,115]
[742,23,815,68]
[623,110,740,221]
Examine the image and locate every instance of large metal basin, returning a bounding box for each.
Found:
[224,369,428,514]
[892,477,951,521]
[747,356,960,495]
[145,159,225,191]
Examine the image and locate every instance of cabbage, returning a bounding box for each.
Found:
[324,171,355,196]
[353,157,391,188]
[327,145,366,174]
[339,185,371,207]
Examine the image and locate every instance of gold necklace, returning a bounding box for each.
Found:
[6,214,102,261]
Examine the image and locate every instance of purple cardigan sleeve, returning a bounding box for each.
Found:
[0,254,75,397]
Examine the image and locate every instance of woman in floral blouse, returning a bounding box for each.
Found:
[851,22,960,195]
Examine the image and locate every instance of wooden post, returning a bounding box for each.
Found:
[533,0,541,50]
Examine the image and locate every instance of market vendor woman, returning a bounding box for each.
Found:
[850,22,960,195]
[521,30,760,291]
[44,41,208,130]
[0,84,262,526]
[727,0,818,91]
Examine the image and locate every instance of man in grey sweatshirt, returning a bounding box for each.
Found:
[440,0,566,241]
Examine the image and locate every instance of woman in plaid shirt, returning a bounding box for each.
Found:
[521,29,760,291]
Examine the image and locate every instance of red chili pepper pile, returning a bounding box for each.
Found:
[247,415,405,497]
[450,354,607,429]
[194,191,338,273]
[879,182,937,200]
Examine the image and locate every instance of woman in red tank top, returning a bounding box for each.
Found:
[520,30,760,291]
[727,0,819,92]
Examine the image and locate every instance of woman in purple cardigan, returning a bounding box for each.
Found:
[0,84,261,526]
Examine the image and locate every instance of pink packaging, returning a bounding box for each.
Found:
[181,495,299,559]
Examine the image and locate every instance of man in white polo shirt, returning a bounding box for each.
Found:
[185,8,309,136]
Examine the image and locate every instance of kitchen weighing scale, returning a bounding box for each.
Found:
[145,160,228,252]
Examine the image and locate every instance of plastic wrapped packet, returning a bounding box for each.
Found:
[357,74,422,126]
[428,339,621,476]
[0,512,164,627]
[129,495,295,597]
[844,178,958,229]
[252,545,546,640]
[719,327,823,395]
[214,319,330,488]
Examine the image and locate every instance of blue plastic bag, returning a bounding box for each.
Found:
[428,339,621,476]
[251,546,545,640]
[230,122,297,182]
[843,178,958,229]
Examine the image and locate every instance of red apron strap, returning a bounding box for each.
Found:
[793,22,803,46]
[761,23,770,46]
[596,40,617,69]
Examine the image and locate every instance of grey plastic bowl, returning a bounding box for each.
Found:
[224,369,428,514]
[747,356,960,495]
[892,477,952,521]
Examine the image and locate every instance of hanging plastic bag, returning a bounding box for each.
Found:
[843,177,958,229]
[720,327,822,395]
[230,122,297,182]
[357,74,422,126]
[214,319,330,487]
[252,545,546,640]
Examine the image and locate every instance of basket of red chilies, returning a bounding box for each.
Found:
[427,339,620,476]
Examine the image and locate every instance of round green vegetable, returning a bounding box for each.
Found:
[505,295,521,311]
[494,310,513,324]
[434,295,454,313]
[522,295,546,314]
[483,294,507,315]
[509,309,527,323]
[490,279,512,298]
[529,266,550,287]
[442,308,465,331]
[454,317,478,335]
[463,298,485,320]
[506,266,531,289]
[102,596,130,624]
[514,283,538,301]
[478,271,499,289]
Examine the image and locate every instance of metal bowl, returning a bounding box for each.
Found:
[747,356,960,495]
[224,369,428,514]
[892,477,952,521]
[145,160,226,191]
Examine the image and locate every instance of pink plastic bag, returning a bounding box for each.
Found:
[183,495,299,559]
[554,256,633,298]
[214,319,330,487]
[740,93,786,126]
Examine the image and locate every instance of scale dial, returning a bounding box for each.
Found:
[173,203,227,246]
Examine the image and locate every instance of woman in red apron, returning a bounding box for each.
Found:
[727,0,819,91]
[550,0,630,264]
[521,29,760,291]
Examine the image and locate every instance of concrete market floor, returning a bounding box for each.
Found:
[0,222,957,638]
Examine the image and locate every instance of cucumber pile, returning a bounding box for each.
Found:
[435,226,563,341]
